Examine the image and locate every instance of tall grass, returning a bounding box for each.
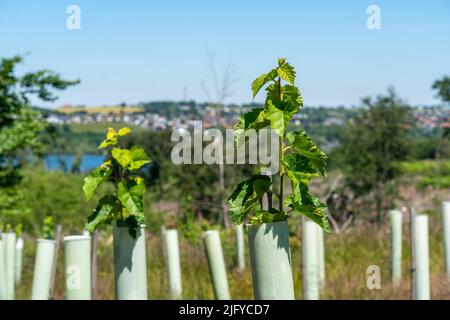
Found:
[15,212,450,300]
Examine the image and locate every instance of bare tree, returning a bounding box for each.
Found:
[201,47,239,228]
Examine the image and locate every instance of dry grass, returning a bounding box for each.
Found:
[14,213,450,300]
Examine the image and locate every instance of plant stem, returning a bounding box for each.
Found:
[279,154,284,212]
[278,76,284,212]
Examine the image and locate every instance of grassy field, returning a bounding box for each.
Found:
[62,122,144,134]
[55,106,143,115]
[15,212,450,300]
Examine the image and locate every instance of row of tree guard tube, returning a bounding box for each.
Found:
[0,218,327,300]
[2,202,450,300]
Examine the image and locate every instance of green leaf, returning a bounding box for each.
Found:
[265,100,292,137]
[286,130,327,176]
[117,180,146,219]
[85,195,120,232]
[249,208,288,224]
[234,108,269,145]
[98,128,118,149]
[251,69,277,98]
[283,153,329,231]
[228,175,271,224]
[277,62,296,84]
[286,190,330,232]
[112,146,151,170]
[117,127,132,136]
[283,84,303,111]
[82,166,112,200]
[283,153,319,184]
[128,145,151,170]
[112,148,132,168]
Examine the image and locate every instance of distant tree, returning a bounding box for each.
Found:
[432,76,450,160]
[338,89,412,223]
[432,76,450,103]
[0,55,79,225]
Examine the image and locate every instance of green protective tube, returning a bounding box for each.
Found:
[316,223,326,290]
[414,214,430,300]
[163,229,182,299]
[31,239,56,300]
[2,232,16,300]
[0,240,6,299]
[113,226,148,300]
[236,224,245,271]
[442,202,450,276]
[390,210,402,287]
[303,219,319,300]
[248,220,295,300]
[202,230,231,300]
[64,235,91,300]
[15,237,24,285]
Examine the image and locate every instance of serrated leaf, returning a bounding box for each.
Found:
[251,69,277,98]
[228,175,271,224]
[286,130,327,176]
[112,148,132,168]
[283,153,318,184]
[82,166,112,200]
[265,100,292,137]
[234,108,269,145]
[98,137,117,149]
[85,195,120,232]
[286,191,330,232]
[98,128,118,149]
[128,145,151,170]
[106,127,117,140]
[118,127,132,136]
[248,208,288,224]
[277,62,296,84]
[283,84,303,111]
[118,180,146,219]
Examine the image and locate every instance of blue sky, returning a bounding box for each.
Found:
[1,0,449,108]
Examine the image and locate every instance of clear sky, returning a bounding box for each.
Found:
[1,0,449,108]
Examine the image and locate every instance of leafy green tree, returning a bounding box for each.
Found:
[338,89,412,222]
[228,59,329,230]
[0,55,79,224]
[83,127,151,237]
[432,76,450,103]
[432,76,450,160]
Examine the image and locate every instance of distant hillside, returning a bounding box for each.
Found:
[54,105,144,114]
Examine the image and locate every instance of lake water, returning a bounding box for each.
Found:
[44,154,104,172]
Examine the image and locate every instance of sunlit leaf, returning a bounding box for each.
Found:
[248,208,288,224]
[228,175,271,224]
[117,180,146,219]
[277,62,296,84]
[85,195,120,232]
[265,100,292,137]
[286,130,327,176]
[128,145,151,170]
[234,108,269,145]
[251,69,277,98]
[82,166,112,200]
[117,127,132,136]
[111,148,132,169]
